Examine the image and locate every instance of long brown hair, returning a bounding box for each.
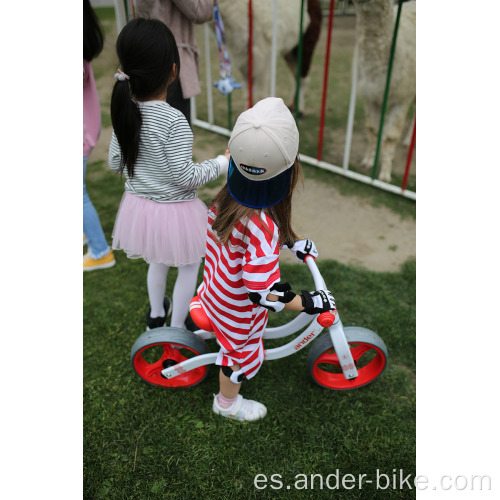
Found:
[211,157,303,246]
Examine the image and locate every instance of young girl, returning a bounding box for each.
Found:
[109,18,229,331]
[197,97,335,421]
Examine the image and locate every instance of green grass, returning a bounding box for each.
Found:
[83,158,415,499]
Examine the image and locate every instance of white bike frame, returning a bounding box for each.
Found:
[160,257,358,381]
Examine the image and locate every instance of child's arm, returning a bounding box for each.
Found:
[164,116,228,188]
[250,283,335,314]
[266,292,304,312]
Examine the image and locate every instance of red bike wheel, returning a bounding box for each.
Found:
[131,327,210,388]
[307,326,387,390]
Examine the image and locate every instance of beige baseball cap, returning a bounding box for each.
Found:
[227,97,299,208]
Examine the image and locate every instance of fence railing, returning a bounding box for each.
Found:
[112,0,416,200]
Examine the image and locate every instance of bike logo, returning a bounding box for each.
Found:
[240,164,267,176]
[294,332,316,350]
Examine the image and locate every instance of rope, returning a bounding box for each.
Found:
[213,2,231,79]
[212,2,241,100]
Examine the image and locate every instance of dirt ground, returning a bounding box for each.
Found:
[283,177,415,271]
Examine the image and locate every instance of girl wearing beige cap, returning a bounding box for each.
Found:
[197,98,335,421]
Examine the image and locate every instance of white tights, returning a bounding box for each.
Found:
[147,261,201,329]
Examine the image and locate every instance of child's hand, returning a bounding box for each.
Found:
[218,149,230,177]
[300,289,336,314]
[284,239,319,262]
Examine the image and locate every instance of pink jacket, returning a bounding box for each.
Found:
[134,0,213,99]
[83,59,101,157]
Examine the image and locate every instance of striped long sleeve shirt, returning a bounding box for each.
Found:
[109,100,226,203]
[198,207,281,379]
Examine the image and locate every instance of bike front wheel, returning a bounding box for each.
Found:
[307,326,388,390]
[131,327,210,388]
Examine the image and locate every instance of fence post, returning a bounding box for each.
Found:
[317,0,335,162]
[270,0,278,97]
[343,44,358,170]
[294,0,306,121]
[248,0,253,108]
[113,0,127,32]
[371,0,404,180]
[401,118,416,192]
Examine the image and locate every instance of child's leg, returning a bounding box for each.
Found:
[147,262,169,317]
[219,365,242,401]
[170,261,200,329]
[83,157,111,260]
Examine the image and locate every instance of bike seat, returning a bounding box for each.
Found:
[189,296,215,332]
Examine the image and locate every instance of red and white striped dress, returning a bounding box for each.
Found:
[198,207,281,380]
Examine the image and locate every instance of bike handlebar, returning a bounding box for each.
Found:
[318,311,335,327]
[304,255,324,289]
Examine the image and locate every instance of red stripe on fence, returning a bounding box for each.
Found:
[401,118,416,192]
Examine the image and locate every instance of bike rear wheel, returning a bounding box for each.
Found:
[307,326,387,390]
[131,327,210,388]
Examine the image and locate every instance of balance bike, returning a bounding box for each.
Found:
[130,256,388,390]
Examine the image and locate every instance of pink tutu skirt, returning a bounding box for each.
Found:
[112,191,209,266]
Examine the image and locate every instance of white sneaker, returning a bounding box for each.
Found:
[213,394,267,421]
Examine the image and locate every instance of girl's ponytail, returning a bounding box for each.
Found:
[110,74,142,178]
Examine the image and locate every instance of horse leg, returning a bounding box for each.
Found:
[379,102,410,182]
[360,100,379,170]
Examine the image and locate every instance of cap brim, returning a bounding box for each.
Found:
[227,157,292,209]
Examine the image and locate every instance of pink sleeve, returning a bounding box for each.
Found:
[83,59,101,157]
